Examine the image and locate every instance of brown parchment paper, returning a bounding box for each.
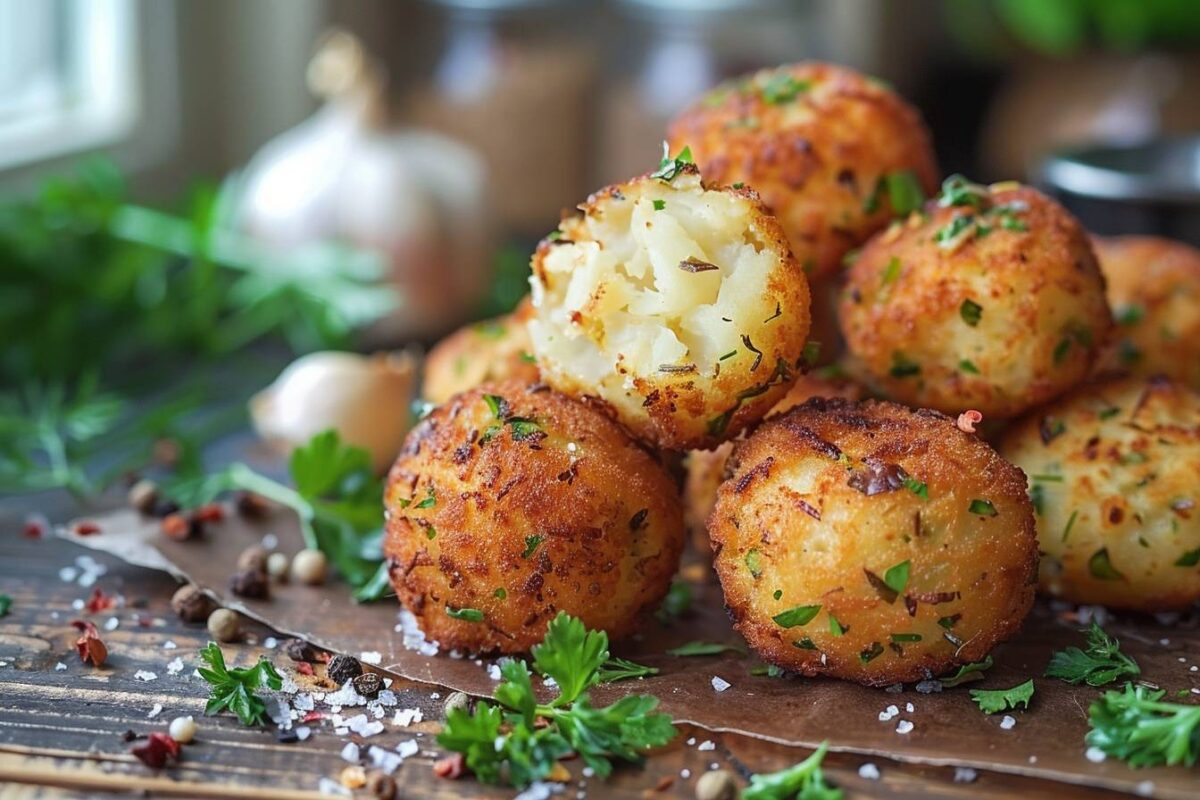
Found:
[62,507,1199,798]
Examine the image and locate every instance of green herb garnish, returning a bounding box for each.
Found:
[448,606,485,622]
[522,535,544,559]
[668,641,746,657]
[656,580,692,624]
[889,352,921,378]
[939,656,993,687]
[197,642,282,727]
[437,613,676,787]
[960,299,983,326]
[971,679,1035,714]
[969,498,998,517]
[650,142,694,182]
[1088,548,1124,581]
[743,741,842,800]
[1046,623,1140,686]
[773,605,822,628]
[1086,683,1200,768]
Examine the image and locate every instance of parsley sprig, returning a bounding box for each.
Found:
[171,430,391,601]
[437,613,676,787]
[1087,683,1200,767]
[743,740,843,800]
[197,642,282,727]
[650,142,694,182]
[971,679,1035,714]
[1045,623,1140,686]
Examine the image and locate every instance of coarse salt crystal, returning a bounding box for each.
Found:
[397,739,419,758]
[59,567,79,583]
[878,705,899,722]
[55,662,67,672]
[295,726,311,741]
[134,670,157,682]
[858,763,880,780]
[393,708,423,727]
[1000,715,1016,730]
[360,651,382,665]
[261,533,278,549]
[1085,747,1107,763]
[340,742,360,763]
[166,657,184,675]
[896,720,914,735]
[513,781,565,800]
[264,637,278,649]
[711,676,731,692]
[954,767,977,783]
[905,702,914,713]
[162,640,177,650]
[1135,781,1155,797]
[317,777,351,796]
[147,703,163,719]
[686,738,696,746]
[680,769,691,779]
[697,740,715,752]
[104,617,119,631]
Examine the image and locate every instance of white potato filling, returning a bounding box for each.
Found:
[530,173,782,394]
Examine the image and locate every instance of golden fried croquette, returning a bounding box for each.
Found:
[683,372,864,552]
[1093,236,1200,391]
[838,177,1112,419]
[710,398,1037,686]
[422,299,540,405]
[383,381,685,653]
[527,164,811,451]
[1000,375,1200,610]
[668,62,938,280]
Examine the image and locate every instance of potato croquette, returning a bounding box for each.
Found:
[838,177,1112,419]
[710,398,1037,686]
[422,300,540,405]
[1093,236,1200,391]
[383,381,685,653]
[1000,375,1200,611]
[683,372,864,552]
[668,62,938,280]
[527,164,811,451]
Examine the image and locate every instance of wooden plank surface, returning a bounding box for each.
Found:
[0,508,1142,799]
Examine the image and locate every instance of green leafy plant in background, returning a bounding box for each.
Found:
[945,0,1200,58]
[0,159,395,496]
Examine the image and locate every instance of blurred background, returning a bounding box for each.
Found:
[2,0,1200,497]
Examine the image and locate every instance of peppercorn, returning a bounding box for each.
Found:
[151,498,181,519]
[170,584,215,623]
[365,771,397,799]
[235,490,271,520]
[443,691,471,717]
[290,548,327,585]
[283,638,317,662]
[236,546,269,574]
[352,671,382,697]
[267,552,290,580]
[128,479,159,515]
[206,608,240,642]
[229,569,269,599]
[327,654,363,685]
[695,769,738,800]
[161,513,198,541]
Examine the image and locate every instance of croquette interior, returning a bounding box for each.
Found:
[529,170,787,383]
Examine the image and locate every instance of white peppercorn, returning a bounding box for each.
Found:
[206,608,240,642]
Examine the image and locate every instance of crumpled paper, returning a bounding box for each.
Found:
[63,506,1198,798]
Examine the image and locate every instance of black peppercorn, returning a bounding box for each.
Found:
[283,638,317,662]
[276,728,300,744]
[229,569,269,599]
[235,491,271,520]
[327,654,363,685]
[151,498,181,518]
[170,584,215,623]
[352,671,382,697]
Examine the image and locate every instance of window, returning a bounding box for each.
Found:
[0,0,138,171]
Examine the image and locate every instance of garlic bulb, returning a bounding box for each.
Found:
[251,350,417,473]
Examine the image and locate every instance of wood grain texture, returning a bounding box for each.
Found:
[0,511,1150,798]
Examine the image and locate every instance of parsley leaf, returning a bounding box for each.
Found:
[1046,623,1140,686]
[0,594,10,617]
[596,656,659,683]
[939,656,993,687]
[668,641,746,657]
[197,642,282,727]
[650,142,694,182]
[533,613,609,706]
[743,741,843,800]
[883,560,910,595]
[970,679,1035,714]
[1087,683,1200,768]
[437,613,676,787]
[656,579,692,624]
[773,605,822,628]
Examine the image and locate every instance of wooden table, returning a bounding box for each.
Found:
[0,501,1133,799]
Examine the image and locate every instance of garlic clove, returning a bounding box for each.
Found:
[251,350,418,473]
